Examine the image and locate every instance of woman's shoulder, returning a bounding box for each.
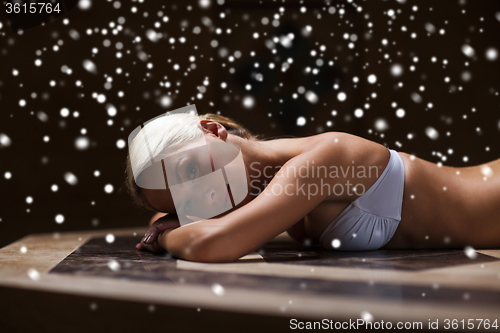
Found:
[264,131,347,152]
[261,131,389,170]
[280,131,377,155]
[285,131,390,171]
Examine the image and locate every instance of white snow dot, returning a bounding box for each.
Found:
[305,91,318,104]
[0,133,12,147]
[425,22,436,34]
[390,63,403,77]
[60,108,70,117]
[480,165,493,178]
[464,246,477,259]
[83,59,97,74]
[75,137,90,150]
[296,117,306,126]
[106,234,115,243]
[26,196,33,204]
[337,92,346,102]
[35,59,42,66]
[78,0,92,10]
[331,239,341,248]
[107,105,117,117]
[97,94,106,104]
[55,214,65,224]
[20,246,27,253]
[108,260,120,271]
[361,311,373,322]
[145,29,159,42]
[425,127,439,140]
[36,111,49,123]
[104,184,114,193]
[160,96,172,108]
[396,108,405,118]
[374,118,389,132]
[27,268,40,281]
[116,139,125,149]
[354,109,364,118]
[64,172,78,185]
[486,48,498,61]
[19,99,26,107]
[461,45,475,58]
[212,283,225,296]
[367,74,377,84]
[242,96,255,109]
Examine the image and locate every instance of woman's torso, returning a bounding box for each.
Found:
[303,150,491,249]
[263,133,485,249]
[253,132,499,249]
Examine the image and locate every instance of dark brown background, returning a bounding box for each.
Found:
[0,0,499,249]
[0,1,500,332]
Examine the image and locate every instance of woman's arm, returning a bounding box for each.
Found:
[163,133,361,262]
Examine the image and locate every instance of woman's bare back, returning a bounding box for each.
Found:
[384,153,500,249]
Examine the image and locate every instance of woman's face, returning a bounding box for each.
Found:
[142,134,250,224]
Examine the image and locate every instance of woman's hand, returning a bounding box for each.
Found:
[136,214,181,253]
[135,232,167,253]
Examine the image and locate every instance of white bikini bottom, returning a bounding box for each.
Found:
[319,148,405,251]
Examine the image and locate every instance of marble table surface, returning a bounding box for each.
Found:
[1,227,500,325]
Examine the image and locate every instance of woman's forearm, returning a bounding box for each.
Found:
[156,228,176,252]
[156,227,201,260]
